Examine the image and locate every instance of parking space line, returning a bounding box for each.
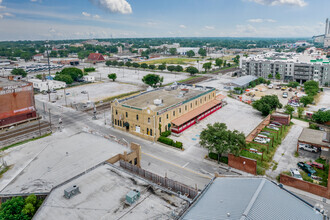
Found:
[182,162,190,168]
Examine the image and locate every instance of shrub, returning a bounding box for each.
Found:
[309,123,319,130]
[84,67,95,73]
[158,136,174,146]
[174,141,183,149]
[208,153,228,164]
[161,131,171,137]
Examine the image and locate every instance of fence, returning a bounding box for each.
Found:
[245,115,271,143]
[119,160,199,199]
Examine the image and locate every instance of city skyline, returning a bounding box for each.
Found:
[0,0,329,41]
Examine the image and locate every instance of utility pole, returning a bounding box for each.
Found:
[48,108,52,131]
[64,88,68,106]
[46,41,51,102]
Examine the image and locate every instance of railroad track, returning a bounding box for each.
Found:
[0,121,50,142]
[183,76,212,85]
[84,103,111,113]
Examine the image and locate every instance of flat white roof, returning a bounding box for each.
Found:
[34,164,187,220]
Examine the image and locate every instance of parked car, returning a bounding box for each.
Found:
[257,134,271,142]
[81,91,87,94]
[249,148,262,155]
[299,143,319,153]
[271,121,282,126]
[290,168,303,180]
[267,126,279,131]
[289,102,300,107]
[268,84,273,89]
[281,86,287,91]
[254,137,267,144]
[260,131,271,136]
[306,161,324,170]
[297,162,316,175]
[276,85,281,90]
[288,87,293,92]
[282,92,288,98]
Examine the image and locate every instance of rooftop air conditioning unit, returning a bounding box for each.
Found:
[126,189,140,205]
[154,99,163,105]
[64,185,80,199]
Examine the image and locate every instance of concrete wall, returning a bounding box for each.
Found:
[228,154,257,175]
[280,174,330,199]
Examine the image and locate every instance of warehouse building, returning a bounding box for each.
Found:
[240,52,330,86]
[0,76,36,127]
[111,84,223,141]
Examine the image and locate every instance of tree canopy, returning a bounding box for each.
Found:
[169,48,177,55]
[202,62,212,72]
[304,80,319,96]
[186,66,199,75]
[186,50,195,58]
[252,95,282,116]
[300,95,314,107]
[108,73,117,81]
[200,123,246,162]
[142,74,162,87]
[312,110,330,124]
[11,68,27,77]
[59,67,83,81]
[198,48,207,57]
[215,58,223,68]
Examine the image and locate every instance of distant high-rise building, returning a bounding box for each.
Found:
[324,18,330,48]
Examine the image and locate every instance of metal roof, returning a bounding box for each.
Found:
[230,75,258,87]
[181,177,323,220]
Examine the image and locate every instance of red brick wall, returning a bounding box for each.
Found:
[228,154,257,175]
[271,114,290,126]
[280,174,330,199]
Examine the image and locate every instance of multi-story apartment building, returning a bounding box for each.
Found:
[240,53,330,86]
[111,84,223,141]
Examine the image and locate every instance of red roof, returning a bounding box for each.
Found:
[88,53,105,61]
[172,99,221,126]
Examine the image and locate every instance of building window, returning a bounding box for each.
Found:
[195,101,197,105]
[200,99,202,104]
[185,105,187,111]
[147,128,149,135]
[213,93,215,97]
[205,97,206,102]
[159,117,161,122]
[190,103,192,108]
[150,129,153,136]
[167,114,168,119]
[136,115,139,121]
[148,117,150,123]
[209,95,210,99]
[173,111,175,116]
[126,112,128,117]
[179,108,181,113]
[120,121,122,127]
[115,119,117,125]
[115,110,118,115]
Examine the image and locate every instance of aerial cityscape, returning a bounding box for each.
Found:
[0,0,330,219]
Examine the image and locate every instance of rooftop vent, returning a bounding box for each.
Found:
[154,99,163,106]
[64,185,80,199]
[126,189,140,205]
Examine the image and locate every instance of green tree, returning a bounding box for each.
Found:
[167,65,176,72]
[132,62,140,68]
[233,55,240,64]
[35,74,42,80]
[25,194,37,207]
[142,74,161,87]
[60,67,83,81]
[275,73,281,80]
[312,110,330,124]
[296,47,306,53]
[169,48,177,55]
[118,61,124,67]
[215,58,223,68]
[54,74,73,84]
[300,95,314,107]
[49,51,58,58]
[125,62,132,67]
[186,66,199,75]
[22,203,35,218]
[200,123,246,163]
[140,63,148,69]
[108,73,117,82]
[268,74,273,79]
[297,106,304,119]
[158,64,166,71]
[288,81,300,88]
[284,105,295,117]
[11,68,27,77]
[0,197,29,220]
[186,50,195,58]
[112,60,118,66]
[252,95,282,116]
[202,62,212,72]
[304,80,319,96]
[198,48,207,57]
[175,65,183,72]
[149,64,156,70]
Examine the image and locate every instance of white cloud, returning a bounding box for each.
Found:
[93,14,101,19]
[205,26,215,30]
[91,0,132,14]
[248,18,277,23]
[147,21,157,26]
[179,24,186,29]
[0,0,5,9]
[82,12,91,17]
[248,0,307,7]
[0,12,13,19]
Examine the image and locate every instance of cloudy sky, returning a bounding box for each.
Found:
[0,0,329,41]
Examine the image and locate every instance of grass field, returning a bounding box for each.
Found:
[140,58,200,65]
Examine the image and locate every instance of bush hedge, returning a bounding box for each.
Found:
[208,152,228,164]
[158,136,183,149]
[161,131,171,137]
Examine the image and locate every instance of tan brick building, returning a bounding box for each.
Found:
[111,84,223,141]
